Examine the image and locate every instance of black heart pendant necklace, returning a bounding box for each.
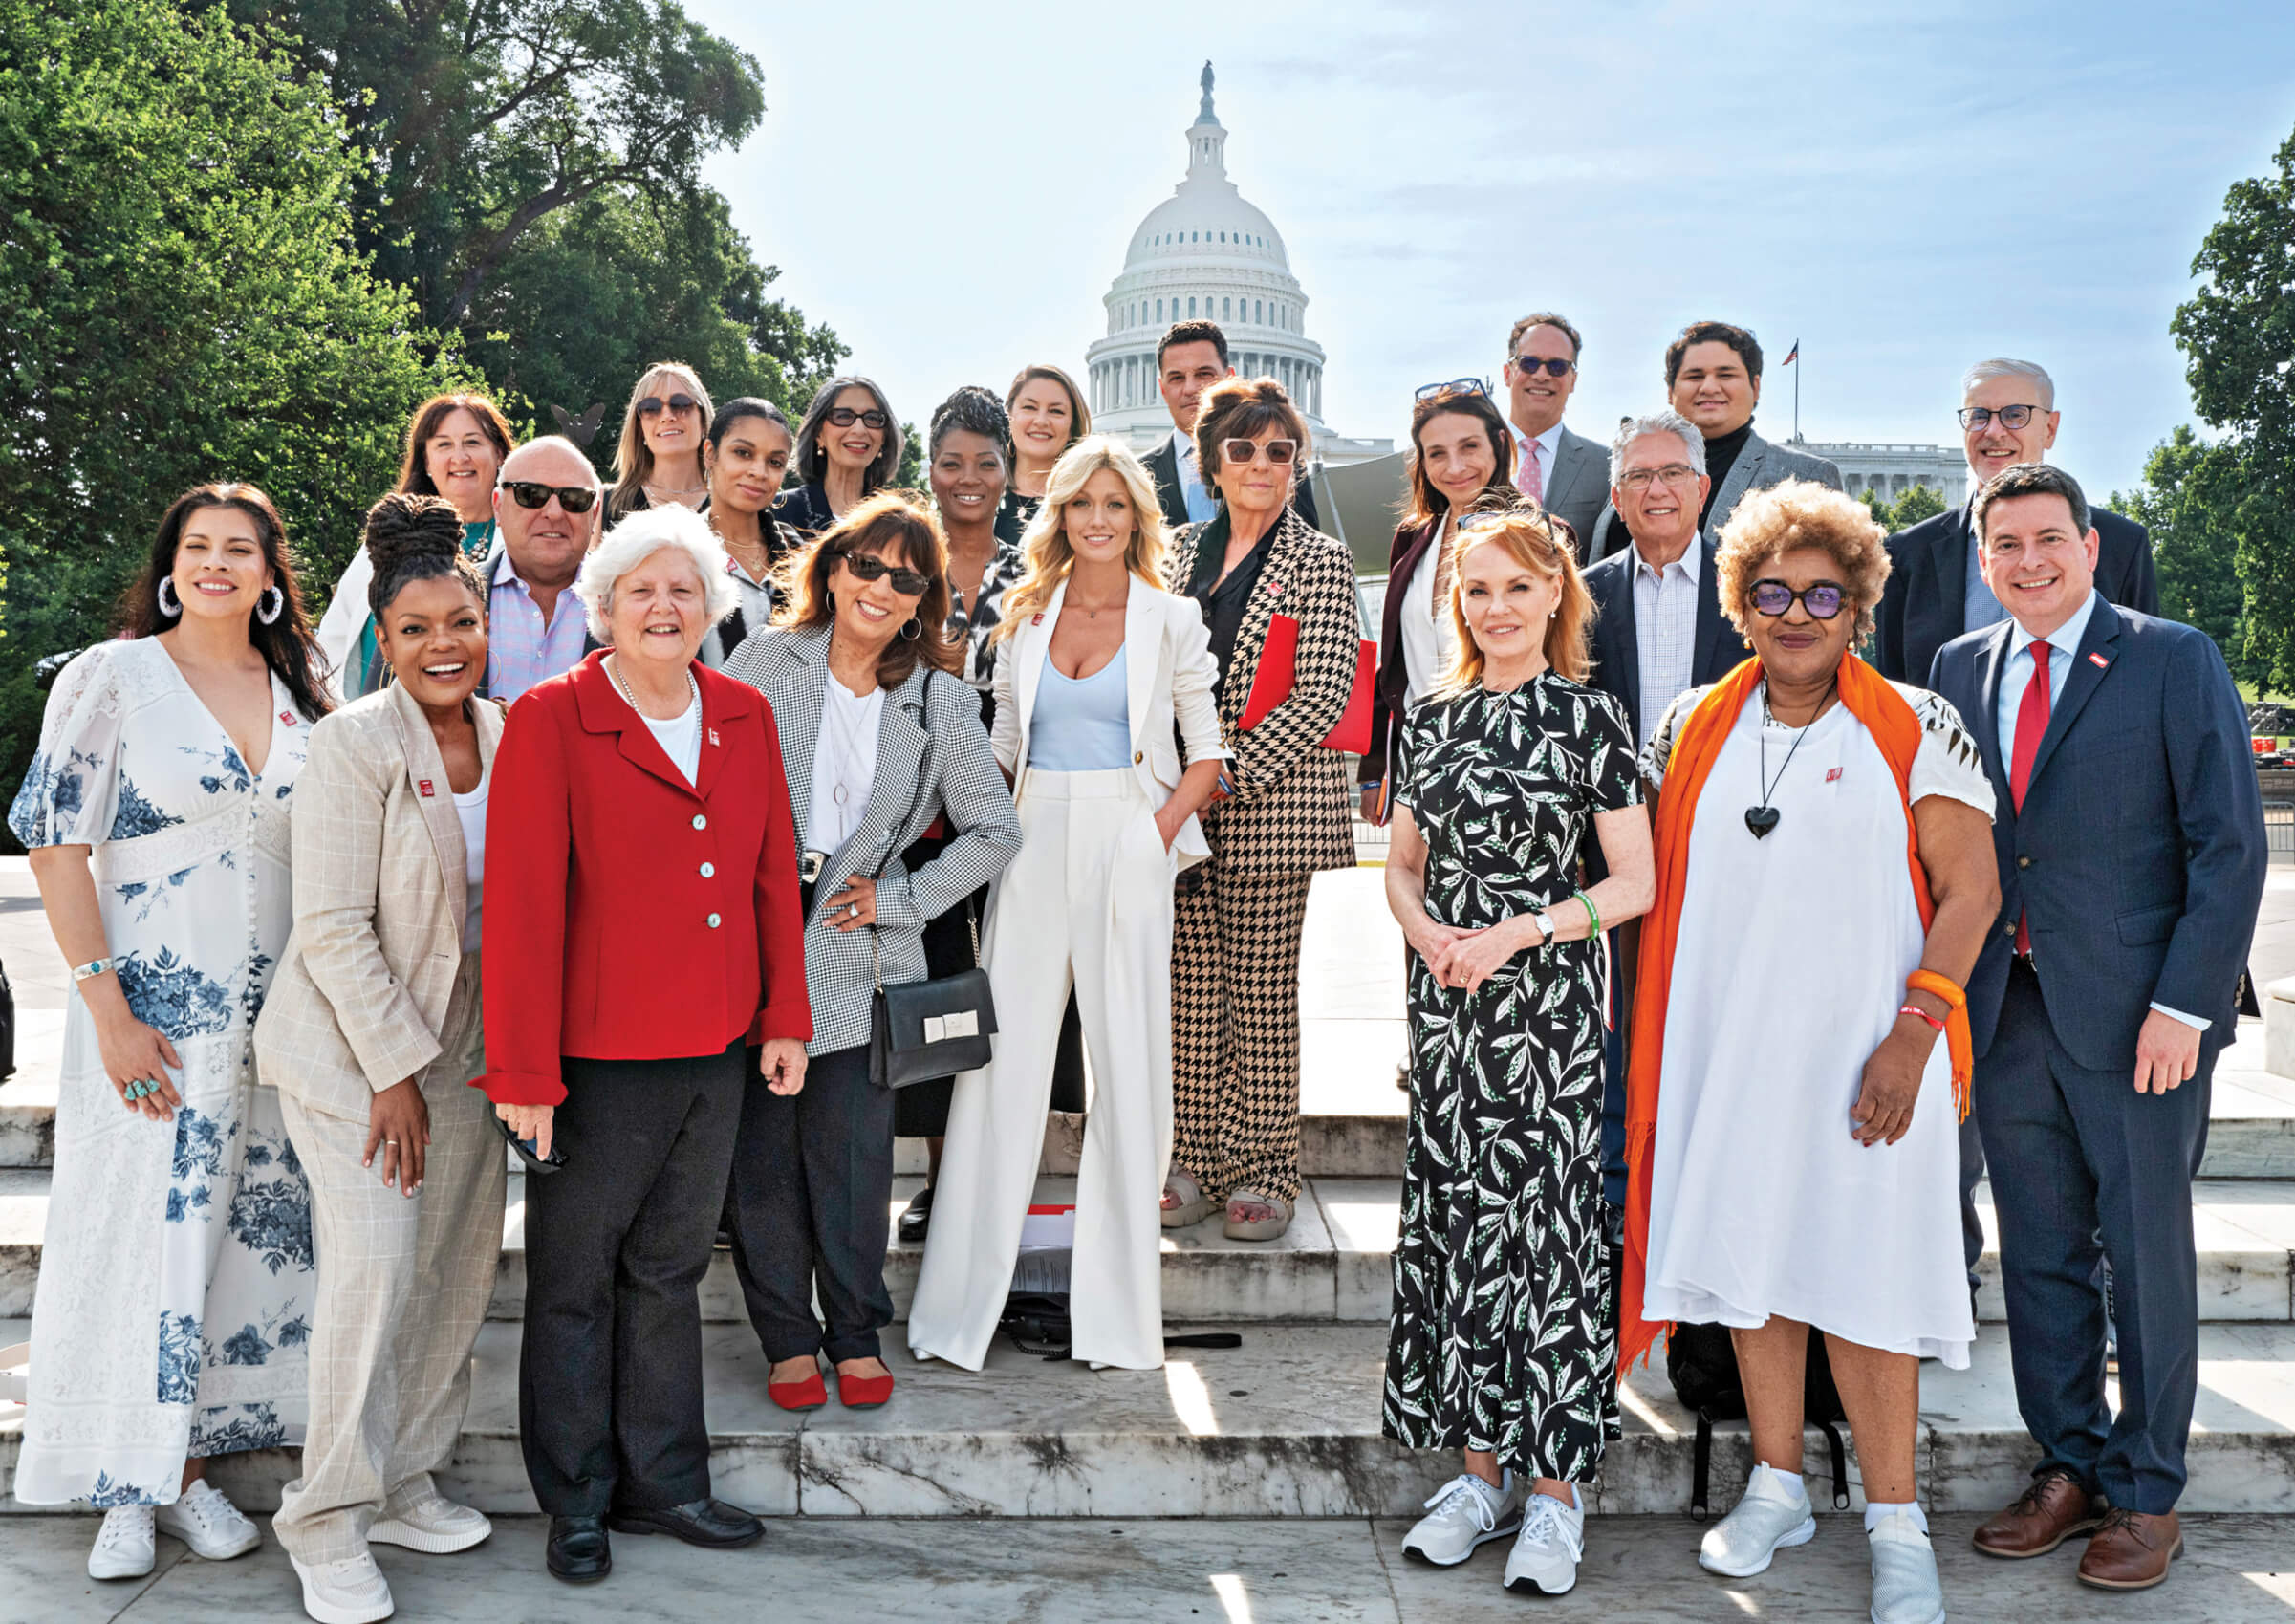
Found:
[1746,679,1836,838]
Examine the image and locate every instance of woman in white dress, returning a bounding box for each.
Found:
[1618,481,2000,1624]
[907,437,1226,1373]
[10,483,331,1581]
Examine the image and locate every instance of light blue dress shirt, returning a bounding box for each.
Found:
[1028,645,1133,770]
[1173,429,1218,526]
[1999,590,2203,1031]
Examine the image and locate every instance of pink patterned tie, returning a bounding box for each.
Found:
[1516,437,1544,504]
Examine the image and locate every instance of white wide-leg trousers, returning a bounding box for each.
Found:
[908,767,1177,1372]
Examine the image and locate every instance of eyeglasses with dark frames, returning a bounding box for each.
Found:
[1415,378,1490,401]
[636,393,701,418]
[1957,403,2042,431]
[499,480,599,514]
[836,550,931,596]
[1221,438,1297,466]
[826,406,890,430]
[1748,579,1847,619]
[1513,356,1576,379]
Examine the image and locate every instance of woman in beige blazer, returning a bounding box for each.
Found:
[251,495,508,1624]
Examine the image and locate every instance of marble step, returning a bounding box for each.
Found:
[5,1168,2292,1328]
[5,1317,2292,1518]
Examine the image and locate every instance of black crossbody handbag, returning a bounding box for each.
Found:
[866,670,999,1089]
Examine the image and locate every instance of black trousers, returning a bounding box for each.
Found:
[519,1039,746,1517]
[728,1043,895,1363]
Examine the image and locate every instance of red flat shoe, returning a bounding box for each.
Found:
[836,1370,894,1410]
[768,1372,827,1412]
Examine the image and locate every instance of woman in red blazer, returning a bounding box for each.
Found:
[476,504,812,1586]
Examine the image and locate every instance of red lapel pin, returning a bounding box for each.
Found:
[707,727,721,747]
[1825,767,1843,783]
[1266,579,1285,596]
[1031,612,1046,625]
[278,710,295,726]
[418,779,435,798]
[2088,651,2109,669]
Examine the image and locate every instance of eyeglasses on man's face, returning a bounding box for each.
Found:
[1619,464,1699,493]
[500,480,598,513]
[1957,403,2041,432]
[1513,356,1575,379]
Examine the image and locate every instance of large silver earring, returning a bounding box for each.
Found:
[899,617,922,641]
[257,586,285,625]
[157,577,182,617]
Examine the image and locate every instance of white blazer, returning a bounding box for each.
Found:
[991,576,1226,866]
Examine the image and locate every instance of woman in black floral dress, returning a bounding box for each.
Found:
[1380,508,1654,1598]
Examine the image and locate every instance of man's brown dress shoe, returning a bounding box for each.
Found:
[1972,1469,2107,1558]
[2077,1507,2182,1591]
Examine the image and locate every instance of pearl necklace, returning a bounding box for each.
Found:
[607,654,698,722]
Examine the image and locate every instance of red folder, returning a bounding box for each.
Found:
[1237,613,1375,756]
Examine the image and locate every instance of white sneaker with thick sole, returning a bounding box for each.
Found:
[1699,1464,1816,1577]
[155,1480,261,1560]
[370,1491,491,1554]
[1400,1472,1521,1566]
[1868,1508,1946,1624]
[87,1505,157,1580]
[292,1552,396,1624]
[1504,1491,1586,1595]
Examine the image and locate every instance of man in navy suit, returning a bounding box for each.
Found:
[1929,464,2264,1592]
[1140,320,1318,534]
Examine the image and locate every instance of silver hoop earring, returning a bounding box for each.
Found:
[157,577,182,617]
[899,617,922,642]
[257,586,285,625]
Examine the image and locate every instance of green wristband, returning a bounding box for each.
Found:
[1572,888,1601,938]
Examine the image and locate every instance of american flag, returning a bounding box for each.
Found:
[1781,340,1800,367]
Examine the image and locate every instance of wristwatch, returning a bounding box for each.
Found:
[1532,912,1556,947]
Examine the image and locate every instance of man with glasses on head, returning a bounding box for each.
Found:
[487,436,605,701]
[1142,319,1317,534]
[1500,312,1610,551]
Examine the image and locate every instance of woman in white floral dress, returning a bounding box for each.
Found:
[10,484,331,1582]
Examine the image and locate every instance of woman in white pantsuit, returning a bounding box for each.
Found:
[908,437,1226,1372]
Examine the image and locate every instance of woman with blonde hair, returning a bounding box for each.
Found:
[1381,506,1654,1597]
[907,436,1225,1372]
[605,361,715,521]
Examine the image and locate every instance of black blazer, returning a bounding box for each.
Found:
[1581,536,1751,750]
[1929,600,2264,1071]
[1363,519,1440,791]
[769,480,841,540]
[1876,500,2155,683]
[1142,436,1318,536]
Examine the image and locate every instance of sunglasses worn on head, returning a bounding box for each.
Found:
[637,393,700,417]
[1750,579,1846,619]
[837,551,931,595]
[1415,378,1489,401]
[1222,438,1297,466]
[1957,403,2040,431]
[1514,356,1575,379]
[827,406,890,430]
[501,480,598,513]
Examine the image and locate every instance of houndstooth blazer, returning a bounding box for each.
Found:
[724,624,1022,1055]
[253,682,506,1120]
[1164,504,1358,876]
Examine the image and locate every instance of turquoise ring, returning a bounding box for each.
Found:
[127,1081,147,1100]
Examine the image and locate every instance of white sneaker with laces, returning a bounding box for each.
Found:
[1699,1463,1816,1577]
[1867,1507,1946,1624]
[87,1505,157,1580]
[1400,1472,1521,1566]
[292,1552,396,1624]
[1504,1490,1586,1595]
[370,1490,491,1553]
[155,1480,261,1560]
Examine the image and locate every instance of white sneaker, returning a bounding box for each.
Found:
[1699,1462,1816,1577]
[370,1490,491,1553]
[1868,1508,1946,1624]
[292,1552,396,1624]
[155,1480,261,1560]
[87,1505,156,1580]
[1400,1472,1521,1566]
[1504,1489,1586,1595]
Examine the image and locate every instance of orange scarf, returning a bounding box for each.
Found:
[1617,652,1973,1375]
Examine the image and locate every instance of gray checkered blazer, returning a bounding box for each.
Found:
[252,682,507,1119]
[724,624,1021,1055]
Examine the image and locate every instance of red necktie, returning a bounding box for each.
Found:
[2009,642,2051,953]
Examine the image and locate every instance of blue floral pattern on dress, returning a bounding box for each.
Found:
[110,772,181,839]
[188,1402,287,1457]
[87,1470,162,1507]
[227,1174,312,1275]
[157,1310,202,1403]
[116,946,235,1037]
[189,744,251,797]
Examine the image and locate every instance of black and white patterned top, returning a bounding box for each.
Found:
[945,536,1028,692]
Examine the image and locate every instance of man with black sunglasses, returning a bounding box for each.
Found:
[1500,312,1609,550]
[486,436,604,701]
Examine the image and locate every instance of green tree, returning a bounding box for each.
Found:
[2173,128,2295,685]
[2114,427,2275,690]
[0,0,464,796]
[1889,483,1947,529]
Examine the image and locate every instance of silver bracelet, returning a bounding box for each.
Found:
[70,958,113,983]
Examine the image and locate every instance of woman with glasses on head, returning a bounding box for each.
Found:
[1002,363,1092,535]
[723,494,1021,1412]
[1621,482,1998,1624]
[1158,377,1358,1244]
[605,362,715,523]
[1360,382,1518,824]
[697,398,806,670]
[773,376,905,538]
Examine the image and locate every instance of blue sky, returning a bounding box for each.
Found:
[689,0,2294,496]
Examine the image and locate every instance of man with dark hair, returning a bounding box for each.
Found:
[1588,321,1840,561]
[1501,312,1609,548]
[1142,320,1317,533]
[1930,462,2263,1594]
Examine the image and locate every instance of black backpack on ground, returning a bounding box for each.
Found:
[1665,1321,1851,1519]
[996,1293,1242,1360]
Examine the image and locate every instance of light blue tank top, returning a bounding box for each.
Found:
[1028,645,1132,769]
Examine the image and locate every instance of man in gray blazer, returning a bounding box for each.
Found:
[1502,311,1609,549]
[1586,321,1840,561]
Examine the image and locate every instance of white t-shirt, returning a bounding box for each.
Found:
[644,693,703,786]
[452,783,487,955]
[810,672,885,852]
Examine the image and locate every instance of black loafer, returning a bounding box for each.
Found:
[546,1515,612,1583]
[607,1497,764,1548]
[897,1183,935,1245]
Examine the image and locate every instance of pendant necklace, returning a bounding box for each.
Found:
[1746,679,1834,839]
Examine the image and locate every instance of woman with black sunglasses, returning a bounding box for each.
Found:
[606,362,716,523]
[774,376,906,538]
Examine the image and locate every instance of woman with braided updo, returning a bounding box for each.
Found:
[252,492,511,1624]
